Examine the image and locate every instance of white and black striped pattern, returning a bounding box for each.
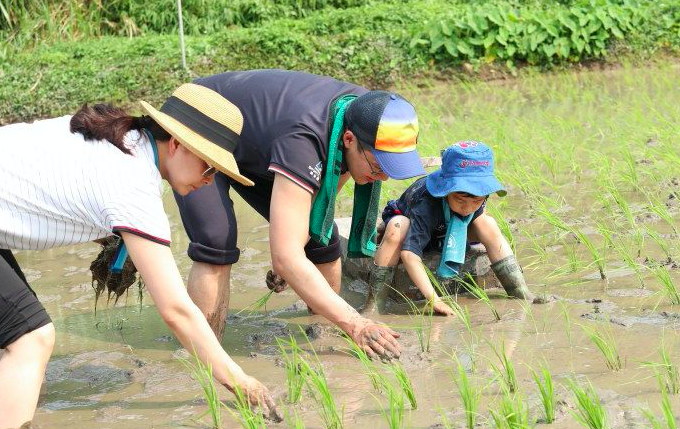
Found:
[0,116,171,250]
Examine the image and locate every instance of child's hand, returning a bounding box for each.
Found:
[432,299,456,316]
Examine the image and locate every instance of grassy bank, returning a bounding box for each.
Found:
[1,0,679,124]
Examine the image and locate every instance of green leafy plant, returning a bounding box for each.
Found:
[451,357,481,429]
[568,378,608,429]
[277,335,306,404]
[582,324,623,371]
[179,349,224,428]
[531,361,555,423]
[390,362,417,410]
[487,340,518,393]
[655,265,680,305]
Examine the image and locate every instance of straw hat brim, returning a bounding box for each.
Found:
[140,100,254,187]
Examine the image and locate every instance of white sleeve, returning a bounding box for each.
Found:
[101,171,171,246]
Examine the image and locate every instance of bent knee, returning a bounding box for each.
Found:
[382,216,410,246]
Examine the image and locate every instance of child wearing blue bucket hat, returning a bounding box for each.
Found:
[362,141,535,315]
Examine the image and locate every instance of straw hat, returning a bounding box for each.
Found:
[140,83,254,186]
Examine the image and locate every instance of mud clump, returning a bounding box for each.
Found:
[90,236,141,305]
[305,322,342,340]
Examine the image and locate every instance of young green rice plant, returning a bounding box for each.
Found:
[572,227,606,280]
[641,376,677,429]
[451,356,481,429]
[284,407,306,429]
[231,385,267,429]
[460,273,501,321]
[562,238,582,274]
[655,265,680,305]
[486,201,516,254]
[424,264,473,334]
[236,290,274,316]
[486,339,518,393]
[390,362,417,410]
[647,229,674,261]
[560,301,573,347]
[391,284,434,353]
[531,361,555,423]
[612,237,646,288]
[620,147,641,192]
[298,330,343,429]
[568,378,608,429]
[581,324,623,372]
[489,388,531,429]
[277,335,306,404]
[648,194,679,236]
[641,336,680,395]
[343,335,388,393]
[377,382,406,429]
[179,349,224,428]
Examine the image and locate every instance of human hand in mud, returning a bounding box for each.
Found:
[266,269,287,293]
[350,319,401,361]
[228,375,282,422]
[431,299,456,316]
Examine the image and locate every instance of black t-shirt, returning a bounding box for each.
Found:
[394,177,486,257]
[195,70,368,193]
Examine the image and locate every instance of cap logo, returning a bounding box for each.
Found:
[460,160,490,168]
[456,141,479,149]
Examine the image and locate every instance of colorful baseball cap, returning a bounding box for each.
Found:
[426,141,507,198]
[344,90,426,179]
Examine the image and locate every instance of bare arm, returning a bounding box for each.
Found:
[269,174,401,359]
[401,250,455,316]
[121,232,279,418]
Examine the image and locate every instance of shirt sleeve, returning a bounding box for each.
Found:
[101,170,171,246]
[268,129,325,194]
[401,197,441,258]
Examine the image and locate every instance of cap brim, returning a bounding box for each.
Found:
[372,148,426,180]
[140,100,254,187]
[426,170,506,198]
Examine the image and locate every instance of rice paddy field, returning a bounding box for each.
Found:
[14,61,680,428]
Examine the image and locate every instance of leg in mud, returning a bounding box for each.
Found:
[0,323,55,428]
[187,262,232,340]
[362,215,410,314]
[468,213,534,301]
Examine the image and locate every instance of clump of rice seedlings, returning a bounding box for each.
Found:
[581,324,623,371]
[620,147,640,191]
[236,290,274,316]
[277,335,306,404]
[572,227,606,280]
[613,237,646,288]
[424,264,473,334]
[343,336,388,393]
[641,376,677,429]
[487,340,518,393]
[392,284,434,353]
[648,194,679,235]
[179,349,224,428]
[647,229,674,261]
[641,337,680,394]
[461,273,501,321]
[298,330,343,429]
[390,362,417,410]
[568,378,608,429]
[232,385,267,429]
[522,227,548,263]
[489,388,531,429]
[531,361,555,423]
[284,407,305,429]
[655,265,680,305]
[450,357,481,429]
[377,382,406,429]
[562,238,582,273]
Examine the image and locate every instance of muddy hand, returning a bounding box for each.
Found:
[432,299,455,316]
[266,269,287,293]
[229,375,282,422]
[351,319,401,361]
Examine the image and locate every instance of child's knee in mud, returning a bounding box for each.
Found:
[470,213,506,249]
[382,215,410,249]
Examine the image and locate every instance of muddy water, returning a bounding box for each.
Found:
[17,64,680,428]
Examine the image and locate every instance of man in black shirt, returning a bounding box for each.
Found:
[174,70,426,359]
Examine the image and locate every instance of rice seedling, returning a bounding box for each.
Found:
[612,237,646,288]
[655,265,680,305]
[647,228,674,261]
[451,356,481,429]
[343,335,388,393]
[390,362,417,410]
[460,273,501,321]
[489,389,531,429]
[391,283,434,353]
[231,385,268,429]
[487,340,518,393]
[581,324,623,371]
[179,349,224,428]
[486,201,516,253]
[560,301,573,347]
[572,227,606,280]
[236,290,274,316]
[277,335,306,404]
[568,378,608,429]
[562,238,582,274]
[648,194,679,235]
[424,264,473,334]
[641,336,680,394]
[284,407,306,429]
[620,147,641,191]
[377,382,406,429]
[531,361,555,423]
[641,374,677,429]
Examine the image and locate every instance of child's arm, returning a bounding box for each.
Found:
[401,250,455,316]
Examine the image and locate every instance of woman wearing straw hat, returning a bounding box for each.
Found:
[173,70,427,360]
[0,84,279,427]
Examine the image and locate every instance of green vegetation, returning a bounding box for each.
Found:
[179,350,224,428]
[489,389,531,429]
[3,0,680,123]
[451,357,481,429]
[277,335,306,404]
[582,324,623,371]
[568,379,608,429]
[531,362,555,423]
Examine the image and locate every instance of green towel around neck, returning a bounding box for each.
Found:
[309,95,381,258]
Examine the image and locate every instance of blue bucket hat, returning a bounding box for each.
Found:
[426,141,507,198]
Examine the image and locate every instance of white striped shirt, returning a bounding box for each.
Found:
[0,116,171,250]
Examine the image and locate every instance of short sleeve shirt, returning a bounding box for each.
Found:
[0,116,170,250]
[395,177,485,257]
[194,70,368,194]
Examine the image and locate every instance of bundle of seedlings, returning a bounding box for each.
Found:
[89,235,143,309]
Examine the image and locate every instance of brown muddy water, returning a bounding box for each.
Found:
[13,64,680,428]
